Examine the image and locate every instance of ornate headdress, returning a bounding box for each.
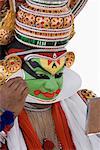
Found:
[0,0,87,103]
[15,0,88,48]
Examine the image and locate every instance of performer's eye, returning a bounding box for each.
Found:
[36,73,50,79]
[55,72,63,78]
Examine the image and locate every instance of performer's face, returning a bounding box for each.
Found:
[24,56,65,101]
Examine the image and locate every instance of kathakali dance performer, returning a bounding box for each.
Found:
[0,0,100,150]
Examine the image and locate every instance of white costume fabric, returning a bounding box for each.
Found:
[7,69,100,150]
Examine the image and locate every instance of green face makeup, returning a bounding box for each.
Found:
[24,58,64,101]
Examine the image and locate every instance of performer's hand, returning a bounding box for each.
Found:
[0,77,28,116]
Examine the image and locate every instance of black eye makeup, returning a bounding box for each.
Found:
[23,59,63,80]
[55,72,63,78]
[22,61,50,79]
[35,73,50,79]
[29,60,40,68]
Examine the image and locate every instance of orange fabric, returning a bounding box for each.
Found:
[1,144,8,150]
[18,110,42,150]
[52,103,76,150]
[18,102,76,150]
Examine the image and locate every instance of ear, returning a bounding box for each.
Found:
[68,0,88,17]
[66,52,75,68]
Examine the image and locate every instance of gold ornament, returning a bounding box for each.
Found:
[0,55,22,86]
[5,55,22,73]
[0,0,15,45]
[70,15,75,39]
[78,89,96,101]
[66,52,75,68]
[0,60,10,85]
[0,72,5,85]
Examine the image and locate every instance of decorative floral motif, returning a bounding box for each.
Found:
[78,89,96,103]
[5,55,22,73]
[17,9,73,30]
[0,60,12,85]
[23,3,68,14]
[15,1,74,48]
[16,25,72,38]
[18,10,35,26]
[64,16,72,28]
[51,18,63,29]
[0,29,14,45]
[0,55,22,85]
[36,16,50,28]
[69,0,79,9]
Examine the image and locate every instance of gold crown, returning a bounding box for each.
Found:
[0,0,15,45]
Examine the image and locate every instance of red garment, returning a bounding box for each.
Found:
[18,102,76,150]
[1,143,8,150]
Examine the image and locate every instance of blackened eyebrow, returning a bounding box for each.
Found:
[28,59,50,74]
[29,60,41,68]
[22,62,40,79]
[22,62,49,79]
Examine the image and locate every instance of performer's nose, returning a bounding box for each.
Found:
[44,77,58,92]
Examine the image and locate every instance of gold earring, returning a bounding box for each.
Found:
[66,52,75,68]
[5,55,22,73]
